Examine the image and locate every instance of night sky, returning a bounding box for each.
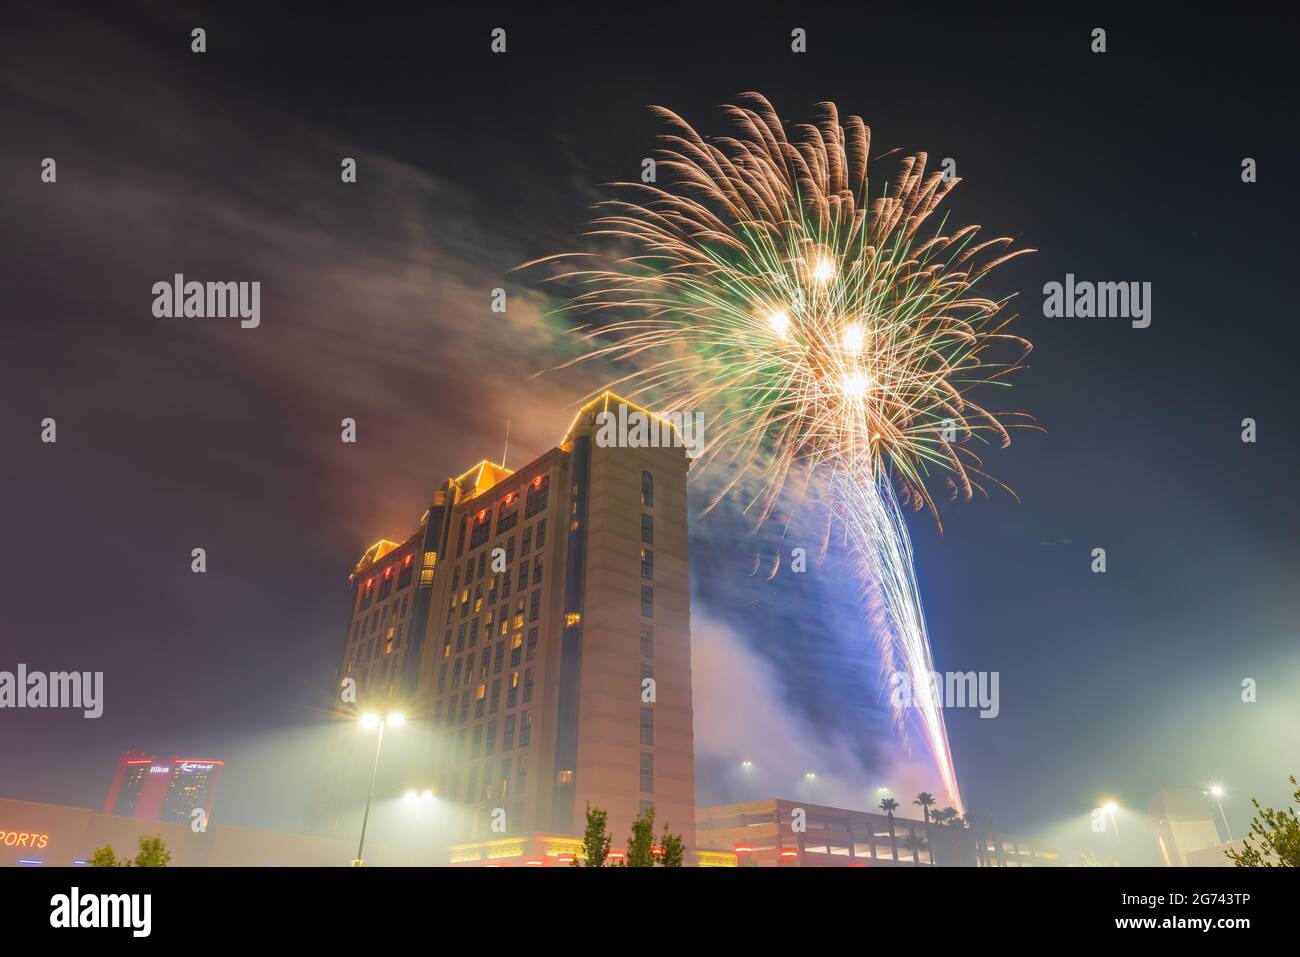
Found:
[3,5,1297,858]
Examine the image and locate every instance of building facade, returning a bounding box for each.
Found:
[314,393,695,859]
[103,753,224,825]
[696,799,1057,867]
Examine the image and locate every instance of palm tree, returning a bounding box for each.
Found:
[962,813,984,866]
[900,831,927,866]
[937,806,960,826]
[914,792,936,858]
[878,797,900,863]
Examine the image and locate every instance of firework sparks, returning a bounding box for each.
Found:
[528,93,1034,810]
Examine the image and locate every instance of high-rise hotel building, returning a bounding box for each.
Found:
[314,394,695,861]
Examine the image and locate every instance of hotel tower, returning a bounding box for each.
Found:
[312,394,695,864]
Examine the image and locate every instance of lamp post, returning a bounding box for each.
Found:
[1205,785,1232,841]
[353,711,404,866]
[805,772,817,805]
[741,760,753,798]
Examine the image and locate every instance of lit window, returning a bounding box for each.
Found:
[641,470,654,508]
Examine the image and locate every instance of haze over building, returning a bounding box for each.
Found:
[312,393,695,859]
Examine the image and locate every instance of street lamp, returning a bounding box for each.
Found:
[741,760,753,797]
[353,711,405,866]
[805,772,817,804]
[404,787,434,864]
[1204,785,1232,841]
[1100,800,1121,842]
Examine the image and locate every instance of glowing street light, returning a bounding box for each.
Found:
[1098,800,1121,843]
[805,772,817,804]
[353,712,404,866]
[1203,784,1232,841]
[740,760,754,798]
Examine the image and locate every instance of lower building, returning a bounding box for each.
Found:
[0,798,383,867]
[1150,789,1225,866]
[696,799,1057,867]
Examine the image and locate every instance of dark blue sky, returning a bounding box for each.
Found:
[2,5,1297,851]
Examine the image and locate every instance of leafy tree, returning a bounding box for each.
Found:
[88,845,120,867]
[1226,775,1299,867]
[659,825,685,867]
[627,806,657,867]
[133,835,172,867]
[575,803,611,867]
[88,835,171,868]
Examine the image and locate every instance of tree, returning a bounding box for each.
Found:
[900,831,927,866]
[133,835,172,867]
[627,806,657,867]
[1226,775,1299,867]
[878,797,900,863]
[88,845,120,868]
[659,826,685,867]
[88,835,171,868]
[914,792,935,857]
[575,803,611,867]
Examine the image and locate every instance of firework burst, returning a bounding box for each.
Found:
[528,93,1034,809]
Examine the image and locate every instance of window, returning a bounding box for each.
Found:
[458,692,470,723]
[641,470,654,507]
[485,720,497,756]
[525,474,549,518]
[456,624,466,652]
[640,623,654,659]
[514,597,525,629]
[397,558,414,589]
[490,678,501,713]
[532,555,543,585]
[469,618,480,646]
[516,563,528,592]
[452,659,463,686]
[470,511,492,550]
[475,683,487,718]
[640,585,654,618]
[510,634,522,667]
[437,664,448,693]
[519,710,532,746]
[505,536,515,565]
[471,724,483,758]
[640,707,654,745]
[494,641,505,674]
[479,646,491,679]
[378,569,393,600]
[508,671,519,708]
[497,498,519,535]
[516,755,527,792]
[535,518,547,548]
[503,714,516,751]
[523,667,535,704]
[529,589,541,623]
[641,513,654,544]
[521,526,532,556]
[640,752,653,793]
[526,627,538,662]
[456,516,467,557]
[640,548,653,581]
